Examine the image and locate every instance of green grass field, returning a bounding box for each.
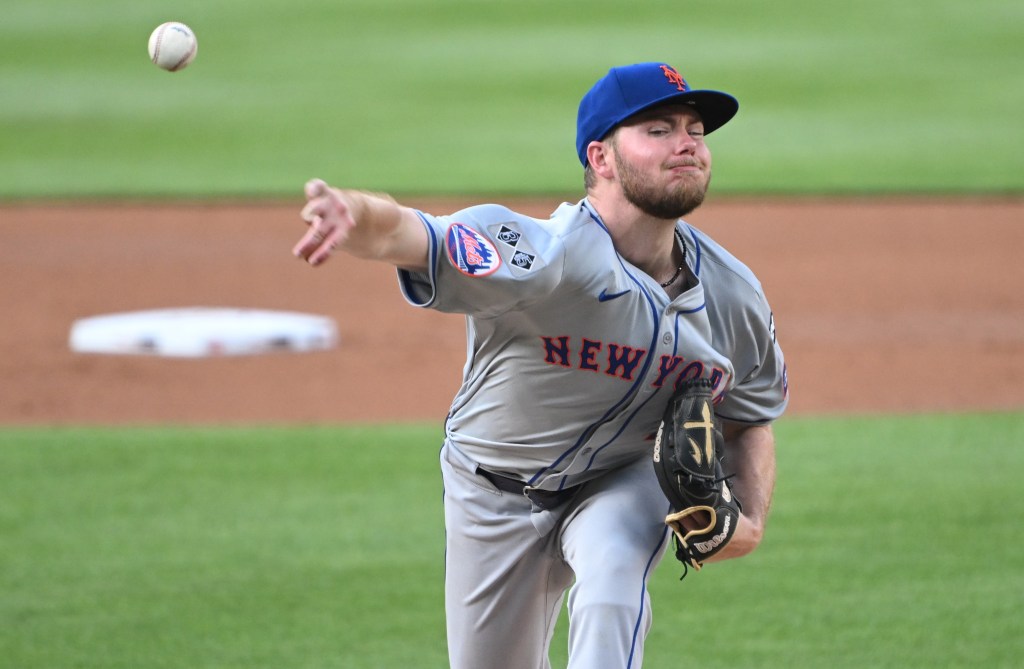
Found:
[2,0,1022,197]
[2,414,1022,668]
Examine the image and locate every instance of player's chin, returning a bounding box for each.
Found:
[668,178,709,202]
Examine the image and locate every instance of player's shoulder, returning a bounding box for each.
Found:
[448,202,535,223]
[428,201,593,262]
[683,222,765,297]
[446,201,591,236]
[418,202,593,287]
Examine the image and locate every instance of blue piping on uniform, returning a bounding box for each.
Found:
[565,251,662,480]
[575,287,709,473]
[578,385,666,473]
[560,218,712,478]
[626,521,670,668]
[686,226,703,277]
[529,203,660,488]
[397,211,441,307]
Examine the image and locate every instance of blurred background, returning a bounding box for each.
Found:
[2,0,1022,198]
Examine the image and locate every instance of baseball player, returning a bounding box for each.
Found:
[294,62,788,668]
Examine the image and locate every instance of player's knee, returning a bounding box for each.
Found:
[571,555,649,611]
[567,584,651,655]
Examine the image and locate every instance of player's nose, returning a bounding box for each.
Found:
[673,130,698,154]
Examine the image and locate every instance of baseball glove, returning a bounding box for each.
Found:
[653,378,741,575]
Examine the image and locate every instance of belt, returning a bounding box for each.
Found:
[477,468,579,511]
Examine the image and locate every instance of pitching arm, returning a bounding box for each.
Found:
[293,178,429,271]
[703,422,776,562]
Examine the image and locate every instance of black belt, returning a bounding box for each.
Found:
[477,468,579,511]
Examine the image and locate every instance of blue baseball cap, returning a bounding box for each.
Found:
[576,62,739,166]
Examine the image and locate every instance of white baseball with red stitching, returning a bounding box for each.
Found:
[148,22,198,72]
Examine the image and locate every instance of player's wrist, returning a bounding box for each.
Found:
[708,513,762,562]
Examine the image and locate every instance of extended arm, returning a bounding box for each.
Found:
[705,422,776,562]
[293,178,429,271]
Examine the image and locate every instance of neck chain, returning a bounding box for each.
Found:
[659,230,687,287]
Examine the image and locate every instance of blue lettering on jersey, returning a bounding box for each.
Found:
[580,338,602,371]
[541,335,728,389]
[541,336,645,380]
[605,344,645,381]
[652,356,726,392]
[541,335,571,366]
[446,223,501,277]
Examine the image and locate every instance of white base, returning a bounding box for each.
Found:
[69,307,338,358]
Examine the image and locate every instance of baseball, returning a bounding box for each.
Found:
[148,22,198,72]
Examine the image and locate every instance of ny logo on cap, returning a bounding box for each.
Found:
[660,65,687,91]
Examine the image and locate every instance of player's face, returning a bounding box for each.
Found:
[610,105,712,220]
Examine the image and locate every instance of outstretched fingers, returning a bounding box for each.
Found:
[294,179,352,266]
[292,225,338,266]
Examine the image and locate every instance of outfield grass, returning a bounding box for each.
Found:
[2,413,1021,668]
[2,0,1022,198]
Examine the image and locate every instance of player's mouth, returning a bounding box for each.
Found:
[666,160,704,174]
[666,163,706,182]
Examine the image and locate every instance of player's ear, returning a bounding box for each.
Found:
[587,141,615,179]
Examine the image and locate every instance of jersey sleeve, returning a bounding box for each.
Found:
[714,291,789,424]
[397,204,566,317]
[689,227,789,424]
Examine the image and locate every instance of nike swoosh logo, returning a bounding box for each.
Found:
[598,288,631,302]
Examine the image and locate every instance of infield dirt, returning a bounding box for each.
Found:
[2,197,1021,424]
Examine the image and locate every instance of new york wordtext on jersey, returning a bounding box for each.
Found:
[540,335,730,392]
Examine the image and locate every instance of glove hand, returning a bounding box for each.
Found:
[653,379,741,574]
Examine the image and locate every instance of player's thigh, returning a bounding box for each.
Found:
[440,444,572,668]
[560,457,670,583]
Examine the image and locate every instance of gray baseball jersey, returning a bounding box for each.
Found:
[400,199,787,483]
[398,198,788,668]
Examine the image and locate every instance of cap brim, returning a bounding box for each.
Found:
[625,89,738,135]
[677,90,738,134]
